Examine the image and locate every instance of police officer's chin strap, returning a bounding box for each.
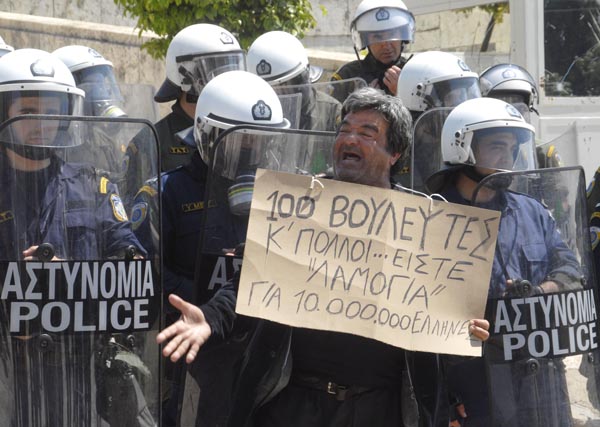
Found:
[7,145,52,161]
[462,165,512,191]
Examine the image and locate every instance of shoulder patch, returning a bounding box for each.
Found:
[137,184,158,198]
[110,194,128,222]
[591,226,600,250]
[0,210,14,224]
[99,176,109,194]
[130,201,148,231]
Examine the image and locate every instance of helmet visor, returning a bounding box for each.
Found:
[177,51,246,96]
[468,125,536,173]
[352,9,415,51]
[76,65,125,117]
[426,77,481,108]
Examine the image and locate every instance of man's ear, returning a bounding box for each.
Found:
[390,152,401,166]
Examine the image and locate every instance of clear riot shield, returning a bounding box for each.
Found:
[120,83,160,122]
[274,78,367,131]
[0,115,161,426]
[323,77,368,104]
[407,107,453,192]
[537,123,574,169]
[452,166,599,427]
[179,126,335,426]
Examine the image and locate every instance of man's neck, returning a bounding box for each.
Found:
[456,172,496,203]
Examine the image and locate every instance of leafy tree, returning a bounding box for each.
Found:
[114,0,318,59]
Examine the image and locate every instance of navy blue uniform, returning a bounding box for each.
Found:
[123,101,194,203]
[331,53,407,97]
[132,151,246,427]
[0,151,148,426]
[0,153,144,260]
[442,183,581,427]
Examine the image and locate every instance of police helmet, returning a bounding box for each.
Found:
[480,63,538,121]
[53,45,126,117]
[155,23,246,103]
[351,0,415,53]
[194,70,290,164]
[397,51,481,113]
[247,31,310,86]
[0,49,85,159]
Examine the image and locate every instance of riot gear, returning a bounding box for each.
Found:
[248,31,310,86]
[397,51,480,112]
[154,23,246,103]
[351,0,415,53]
[53,45,126,118]
[0,49,85,161]
[479,63,538,114]
[194,70,290,165]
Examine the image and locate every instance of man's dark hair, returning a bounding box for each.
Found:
[340,87,412,175]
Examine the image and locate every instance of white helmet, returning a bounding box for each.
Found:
[53,45,125,117]
[193,70,290,164]
[0,49,84,121]
[155,23,246,103]
[479,63,538,119]
[0,35,14,57]
[397,51,481,112]
[441,97,535,169]
[247,31,310,86]
[351,0,415,52]
[0,49,85,158]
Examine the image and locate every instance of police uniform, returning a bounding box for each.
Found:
[132,151,248,427]
[441,180,581,427]
[0,154,143,260]
[123,101,194,205]
[331,53,407,97]
[0,151,148,426]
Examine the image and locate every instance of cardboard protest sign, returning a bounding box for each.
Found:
[236,169,501,356]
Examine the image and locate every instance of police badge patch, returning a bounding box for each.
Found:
[376,8,390,21]
[220,32,234,45]
[31,59,54,77]
[110,194,129,222]
[252,100,272,121]
[590,226,600,250]
[256,59,272,76]
[130,202,148,231]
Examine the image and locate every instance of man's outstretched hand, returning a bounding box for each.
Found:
[156,294,212,364]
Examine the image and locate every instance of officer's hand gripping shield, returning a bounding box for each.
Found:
[0,115,162,426]
[449,166,600,427]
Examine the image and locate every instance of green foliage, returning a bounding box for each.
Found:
[457,2,509,24]
[114,0,318,59]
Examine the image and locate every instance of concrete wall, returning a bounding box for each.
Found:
[0,1,510,110]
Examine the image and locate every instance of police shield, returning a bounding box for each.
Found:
[537,123,574,169]
[0,115,161,426]
[450,166,600,427]
[274,78,367,131]
[180,126,335,426]
[406,107,453,192]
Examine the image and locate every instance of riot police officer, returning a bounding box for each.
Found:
[331,0,416,96]
[123,23,246,201]
[247,30,342,132]
[425,97,586,427]
[396,50,481,189]
[0,48,154,426]
[135,70,290,426]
